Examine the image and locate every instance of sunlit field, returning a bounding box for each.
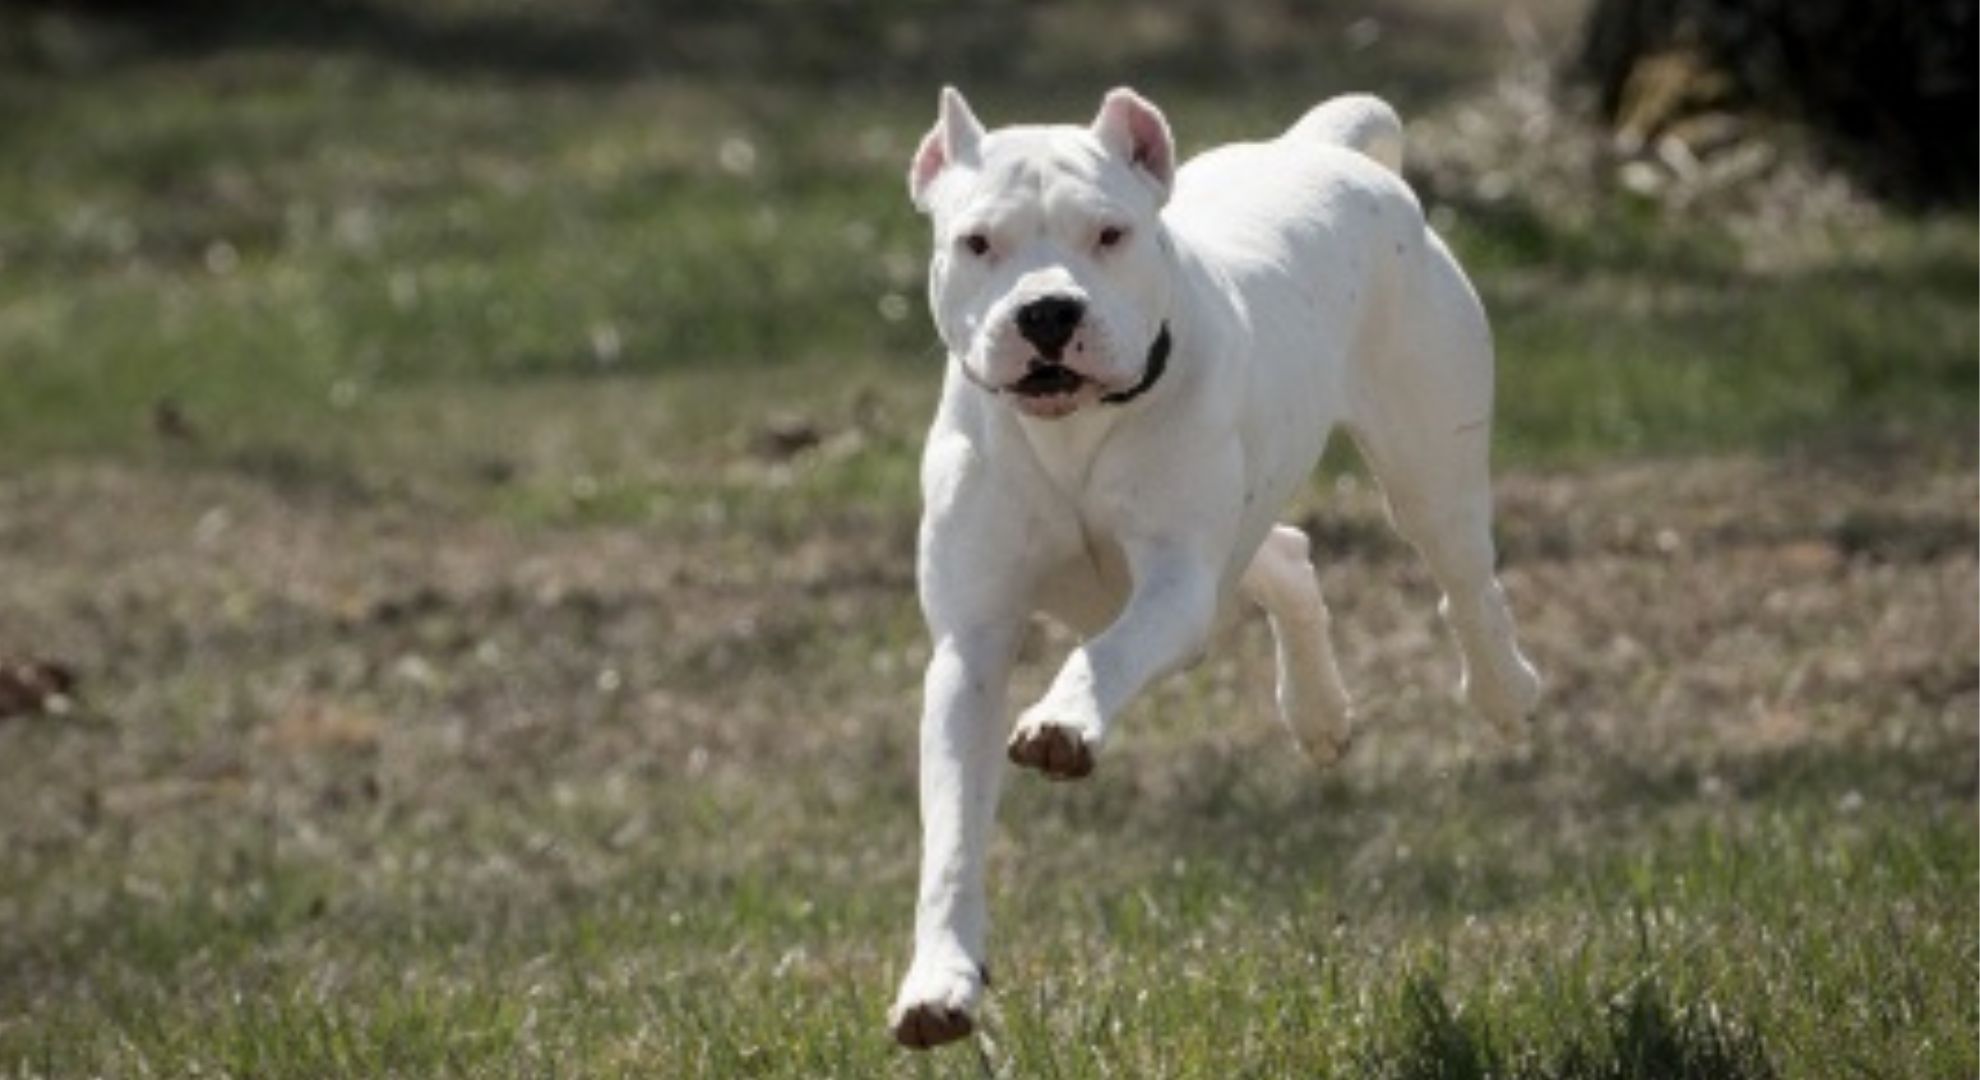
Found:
[0,2,1973,1076]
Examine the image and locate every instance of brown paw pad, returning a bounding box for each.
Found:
[1007,723,1095,780]
[893,1003,973,1050]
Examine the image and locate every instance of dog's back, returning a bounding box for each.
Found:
[1165,94,1420,284]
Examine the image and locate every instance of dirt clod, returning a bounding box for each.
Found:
[0,658,76,719]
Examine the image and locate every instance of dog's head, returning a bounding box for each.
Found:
[909,88,1176,420]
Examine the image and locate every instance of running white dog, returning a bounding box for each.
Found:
[889,86,1542,1049]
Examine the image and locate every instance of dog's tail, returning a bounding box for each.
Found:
[1288,94,1404,174]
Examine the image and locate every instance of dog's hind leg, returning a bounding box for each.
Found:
[1348,239,1541,737]
[1357,418,1541,736]
[1241,524,1354,763]
[1383,469,1541,738]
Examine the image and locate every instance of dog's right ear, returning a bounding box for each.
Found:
[909,86,985,212]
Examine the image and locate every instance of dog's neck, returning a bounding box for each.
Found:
[1008,386,1128,496]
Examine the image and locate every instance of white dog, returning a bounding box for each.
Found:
[889,86,1541,1049]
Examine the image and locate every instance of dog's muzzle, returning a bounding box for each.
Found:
[1099,323,1170,405]
[997,323,1171,407]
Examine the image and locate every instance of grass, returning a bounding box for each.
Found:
[0,2,1975,1077]
[1,7,1971,479]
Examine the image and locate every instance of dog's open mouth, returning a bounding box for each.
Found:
[1008,362,1089,399]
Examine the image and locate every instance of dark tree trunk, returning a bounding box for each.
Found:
[1575,0,1978,204]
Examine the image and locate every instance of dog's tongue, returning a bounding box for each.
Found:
[1011,363,1085,398]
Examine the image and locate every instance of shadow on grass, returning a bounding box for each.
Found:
[1367,974,1777,1080]
[1031,731,1977,924]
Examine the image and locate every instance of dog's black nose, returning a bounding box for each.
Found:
[1015,296,1085,357]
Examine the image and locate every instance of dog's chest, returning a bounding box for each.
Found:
[1014,408,1119,496]
[1000,414,1142,633]
[1032,526,1132,635]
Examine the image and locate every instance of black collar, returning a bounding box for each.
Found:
[1101,323,1170,406]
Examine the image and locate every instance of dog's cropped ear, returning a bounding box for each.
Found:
[1092,88,1174,202]
[909,87,986,212]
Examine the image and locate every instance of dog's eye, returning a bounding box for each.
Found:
[960,233,991,257]
[1097,226,1128,250]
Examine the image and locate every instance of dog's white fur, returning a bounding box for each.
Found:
[889,87,1541,1049]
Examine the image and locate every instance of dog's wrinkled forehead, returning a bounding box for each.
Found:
[943,129,1147,228]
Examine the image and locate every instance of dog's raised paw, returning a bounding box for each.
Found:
[1302,725,1354,766]
[889,962,983,1050]
[1280,691,1355,767]
[1464,658,1542,742]
[1007,721,1096,780]
[892,1001,973,1049]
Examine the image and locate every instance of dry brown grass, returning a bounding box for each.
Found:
[1,444,1969,851]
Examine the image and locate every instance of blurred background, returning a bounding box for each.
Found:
[0,1,1973,1075]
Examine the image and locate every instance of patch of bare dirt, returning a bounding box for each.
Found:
[0,450,1970,854]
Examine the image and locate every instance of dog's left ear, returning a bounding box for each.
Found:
[1092,88,1174,202]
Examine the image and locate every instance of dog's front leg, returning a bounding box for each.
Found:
[891,621,1020,1049]
[1008,540,1220,779]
